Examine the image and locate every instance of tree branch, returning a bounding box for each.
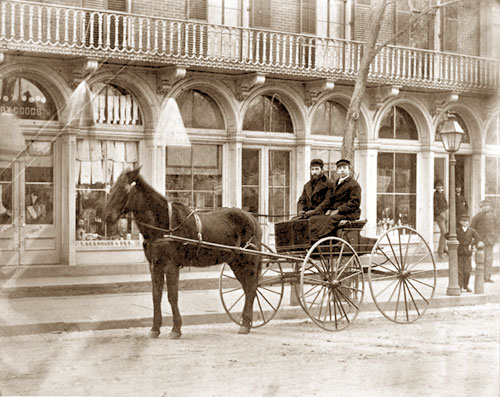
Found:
[373,0,465,58]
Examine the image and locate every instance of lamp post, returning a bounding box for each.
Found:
[439,118,464,296]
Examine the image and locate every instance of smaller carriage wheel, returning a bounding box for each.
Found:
[368,226,436,323]
[300,237,364,331]
[219,243,284,328]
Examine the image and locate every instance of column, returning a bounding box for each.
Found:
[59,126,78,265]
[418,146,435,247]
[356,142,379,236]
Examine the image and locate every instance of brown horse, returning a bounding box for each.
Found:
[103,167,262,339]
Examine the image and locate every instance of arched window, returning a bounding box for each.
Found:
[0,76,57,120]
[243,94,293,133]
[379,106,418,140]
[436,113,470,144]
[91,83,142,125]
[312,101,346,136]
[177,89,224,129]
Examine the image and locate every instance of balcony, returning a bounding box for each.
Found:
[1,0,499,94]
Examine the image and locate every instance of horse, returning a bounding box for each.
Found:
[103,167,262,339]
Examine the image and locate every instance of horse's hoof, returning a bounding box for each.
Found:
[168,331,182,339]
[149,330,160,339]
[238,326,251,334]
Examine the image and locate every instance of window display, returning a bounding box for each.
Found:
[75,138,139,242]
[0,163,12,224]
[376,152,416,233]
[268,150,290,222]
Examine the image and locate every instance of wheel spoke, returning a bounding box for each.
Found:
[255,292,268,323]
[405,254,429,272]
[335,242,346,274]
[407,238,425,268]
[256,288,279,311]
[392,279,403,321]
[385,233,403,271]
[370,260,400,275]
[337,255,355,279]
[373,277,399,299]
[402,279,421,316]
[257,286,282,295]
[405,278,432,304]
[407,277,435,289]
[376,246,401,271]
[380,277,401,308]
[338,269,363,283]
[402,229,413,269]
[336,286,360,311]
[222,273,237,280]
[227,292,245,311]
[222,286,244,295]
[333,289,350,324]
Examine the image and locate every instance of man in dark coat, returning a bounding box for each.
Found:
[297,158,336,218]
[471,200,498,282]
[309,159,361,240]
[456,214,481,292]
[455,185,469,222]
[433,180,448,259]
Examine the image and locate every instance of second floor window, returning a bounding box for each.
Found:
[396,0,434,50]
[187,0,207,21]
[243,94,293,133]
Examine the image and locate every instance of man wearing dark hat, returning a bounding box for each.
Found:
[309,158,361,239]
[471,200,498,282]
[297,158,336,219]
[456,214,481,292]
[433,180,448,260]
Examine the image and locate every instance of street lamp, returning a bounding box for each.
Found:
[439,117,464,296]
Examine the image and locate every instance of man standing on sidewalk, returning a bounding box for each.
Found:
[471,200,498,283]
[434,180,448,260]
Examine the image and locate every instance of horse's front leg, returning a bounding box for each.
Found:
[149,262,165,339]
[165,262,182,339]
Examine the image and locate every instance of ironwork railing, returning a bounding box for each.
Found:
[1,0,499,92]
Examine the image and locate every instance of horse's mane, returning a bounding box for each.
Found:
[135,174,171,207]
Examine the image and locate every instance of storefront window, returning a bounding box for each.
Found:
[269,151,290,221]
[91,83,142,125]
[486,115,500,145]
[166,144,222,209]
[377,153,416,233]
[311,148,342,179]
[242,149,260,214]
[0,163,12,224]
[379,106,418,140]
[0,76,57,120]
[243,95,293,133]
[75,139,139,241]
[25,142,53,225]
[311,101,346,136]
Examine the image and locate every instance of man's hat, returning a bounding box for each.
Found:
[310,158,324,168]
[434,180,444,188]
[336,159,350,168]
[458,214,470,221]
[480,199,491,207]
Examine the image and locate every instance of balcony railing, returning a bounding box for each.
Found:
[1,0,499,93]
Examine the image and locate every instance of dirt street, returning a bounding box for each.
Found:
[1,304,498,397]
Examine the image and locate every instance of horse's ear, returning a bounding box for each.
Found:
[126,165,142,183]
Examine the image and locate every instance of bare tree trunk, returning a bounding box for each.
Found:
[342,0,388,162]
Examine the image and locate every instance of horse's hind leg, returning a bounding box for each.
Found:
[149,264,165,338]
[230,258,260,334]
[165,263,182,339]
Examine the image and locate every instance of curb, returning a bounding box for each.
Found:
[1,293,497,338]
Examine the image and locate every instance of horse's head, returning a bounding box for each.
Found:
[103,166,142,224]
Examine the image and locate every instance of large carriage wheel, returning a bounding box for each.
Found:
[219,243,284,328]
[300,236,364,331]
[368,226,436,323]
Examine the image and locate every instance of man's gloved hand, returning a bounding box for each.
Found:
[298,210,306,218]
[326,209,339,217]
[304,210,316,218]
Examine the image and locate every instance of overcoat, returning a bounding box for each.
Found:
[328,176,361,220]
[456,226,480,257]
[471,210,498,246]
[297,174,336,216]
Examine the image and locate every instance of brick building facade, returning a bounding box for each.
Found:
[0,0,499,270]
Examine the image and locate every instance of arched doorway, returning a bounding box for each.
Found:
[0,75,58,266]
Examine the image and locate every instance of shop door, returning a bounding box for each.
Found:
[0,148,58,267]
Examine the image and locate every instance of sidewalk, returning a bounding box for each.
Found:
[1,265,498,337]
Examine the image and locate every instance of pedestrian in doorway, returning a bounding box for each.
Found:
[456,214,481,292]
[455,185,468,222]
[471,200,498,283]
[434,180,448,260]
